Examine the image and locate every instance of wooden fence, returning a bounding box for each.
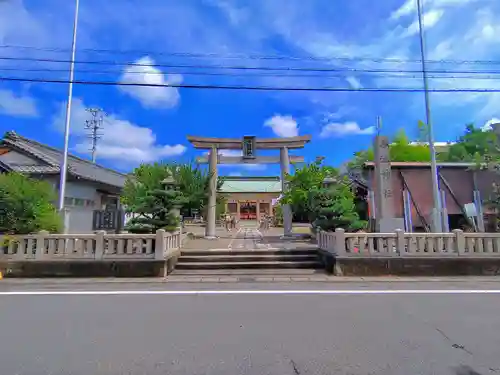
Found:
[318,228,500,257]
[0,229,181,261]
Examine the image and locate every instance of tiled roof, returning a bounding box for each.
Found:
[1,131,127,188]
[220,177,282,193]
[10,165,60,173]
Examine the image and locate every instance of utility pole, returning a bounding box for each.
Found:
[416,0,442,232]
[84,108,106,163]
[57,0,80,211]
[376,116,382,136]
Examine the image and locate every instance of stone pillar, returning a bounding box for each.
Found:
[280,147,293,237]
[256,201,261,223]
[373,136,404,232]
[236,201,241,221]
[205,146,218,239]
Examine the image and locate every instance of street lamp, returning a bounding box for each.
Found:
[416,0,442,232]
[57,0,80,211]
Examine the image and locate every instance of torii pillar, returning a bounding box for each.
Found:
[188,135,311,239]
[280,146,293,237]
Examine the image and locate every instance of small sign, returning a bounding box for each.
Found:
[464,203,478,218]
[242,136,256,159]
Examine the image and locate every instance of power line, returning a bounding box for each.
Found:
[4,55,500,75]
[2,43,500,66]
[2,75,500,92]
[3,66,500,80]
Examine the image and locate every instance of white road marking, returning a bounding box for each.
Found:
[2,290,500,296]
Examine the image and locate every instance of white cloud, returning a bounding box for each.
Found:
[391,0,475,20]
[346,76,362,89]
[218,149,267,170]
[202,149,267,170]
[403,9,444,36]
[320,122,376,138]
[218,150,243,157]
[0,0,48,48]
[482,118,500,131]
[264,115,299,137]
[228,172,242,176]
[119,56,182,109]
[53,98,186,164]
[0,89,38,117]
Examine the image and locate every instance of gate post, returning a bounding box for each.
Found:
[205,146,218,239]
[155,229,166,260]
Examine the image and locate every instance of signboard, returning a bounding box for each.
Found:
[242,136,256,159]
[464,202,478,218]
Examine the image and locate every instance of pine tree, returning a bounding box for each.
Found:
[310,178,366,232]
[125,188,184,234]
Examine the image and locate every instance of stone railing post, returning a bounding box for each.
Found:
[155,229,166,260]
[334,228,346,255]
[36,230,49,259]
[94,231,105,260]
[395,229,405,256]
[453,229,465,255]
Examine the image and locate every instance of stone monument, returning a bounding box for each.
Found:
[373,135,405,232]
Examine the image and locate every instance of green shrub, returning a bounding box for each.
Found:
[0,173,62,234]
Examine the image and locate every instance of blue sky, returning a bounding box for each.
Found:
[1,0,500,176]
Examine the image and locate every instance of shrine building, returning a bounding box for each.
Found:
[219,176,282,221]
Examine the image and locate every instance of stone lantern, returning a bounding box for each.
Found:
[162,175,178,191]
[161,176,182,226]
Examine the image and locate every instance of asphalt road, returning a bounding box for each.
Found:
[2,281,500,375]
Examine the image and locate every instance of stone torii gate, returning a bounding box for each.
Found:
[187,135,312,239]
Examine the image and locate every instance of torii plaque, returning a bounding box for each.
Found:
[187,135,311,239]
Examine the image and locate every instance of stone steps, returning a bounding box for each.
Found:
[171,268,324,276]
[180,254,317,263]
[182,249,316,256]
[175,249,324,272]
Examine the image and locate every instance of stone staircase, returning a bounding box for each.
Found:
[172,249,324,276]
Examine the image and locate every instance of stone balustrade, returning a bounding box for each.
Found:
[0,229,182,261]
[318,228,500,257]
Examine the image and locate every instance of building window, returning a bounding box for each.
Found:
[74,198,85,206]
[64,197,95,208]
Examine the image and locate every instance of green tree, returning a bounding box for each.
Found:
[169,163,224,217]
[440,124,500,164]
[484,182,500,232]
[121,162,224,218]
[0,173,62,234]
[282,160,364,230]
[282,159,337,221]
[348,128,431,169]
[309,177,367,232]
[125,185,184,233]
[121,162,169,209]
[417,120,429,142]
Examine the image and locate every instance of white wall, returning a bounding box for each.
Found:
[65,181,100,202]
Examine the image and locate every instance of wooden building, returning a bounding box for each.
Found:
[219,176,281,221]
